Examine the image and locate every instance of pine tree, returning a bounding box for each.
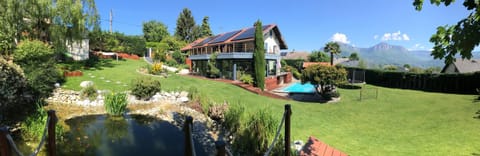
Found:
[253,20,266,91]
[200,16,213,37]
[174,8,196,42]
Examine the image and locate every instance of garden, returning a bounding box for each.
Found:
[39,59,480,155]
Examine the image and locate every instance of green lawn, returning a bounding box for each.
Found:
[62,59,480,155]
[62,59,149,92]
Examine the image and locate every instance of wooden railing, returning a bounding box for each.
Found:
[0,110,57,156]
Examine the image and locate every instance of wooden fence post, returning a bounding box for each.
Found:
[184,116,193,156]
[0,127,11,156]
[285,104,292,156]
[47,110,57,156]
[215,140,226,156]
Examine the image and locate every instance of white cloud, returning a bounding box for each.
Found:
[408,43,426,50]
[330,33,350,44]
[373,35,379,40]
[380,31,410,41]
[402,34,410,41]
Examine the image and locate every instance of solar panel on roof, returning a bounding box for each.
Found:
[231,28,255,41]
[193,36,217,46]
[209,30,240,43]
[232,25,271,41]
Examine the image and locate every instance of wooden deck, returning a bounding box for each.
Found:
[300,136,348,156]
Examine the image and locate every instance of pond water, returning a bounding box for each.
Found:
[55,114,207,156]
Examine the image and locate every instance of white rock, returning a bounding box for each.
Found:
[179,91,189,98]
[80,81,94,88]
[179,97,189,103]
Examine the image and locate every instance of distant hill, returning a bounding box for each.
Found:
[332,42,480,68]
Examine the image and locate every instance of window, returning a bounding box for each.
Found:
[264,43,268,53]
[269,30,273,37]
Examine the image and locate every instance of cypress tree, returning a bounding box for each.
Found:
[253,20,266,91]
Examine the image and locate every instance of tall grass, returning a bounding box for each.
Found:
[223,102,245,134]
[21,102,64,141]
[233,108,283,155]
[104,92,128,116]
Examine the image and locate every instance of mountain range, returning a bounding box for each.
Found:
[335,42,480,68]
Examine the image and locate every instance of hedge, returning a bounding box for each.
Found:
[344,67,480,94]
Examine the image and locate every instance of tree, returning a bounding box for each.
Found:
[142,20,170,42]
[175,8,196,42]
[383,65,398,71]
[200,16,213,37]
[358,59,367,69]
[324,42,341,66]
[253,20,266,91]
[0,0,99,55]
[349,52,360,61]
[413,0,480,64]
[300,65,347,97]
[308,50,330,62]
[207,52,220,78]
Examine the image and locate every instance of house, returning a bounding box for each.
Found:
[281,51,310,61]
[441,59,480,73]
[66,39,89,61]
[182,24,288,80]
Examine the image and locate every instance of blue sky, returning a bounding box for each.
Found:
[95,0,473,52]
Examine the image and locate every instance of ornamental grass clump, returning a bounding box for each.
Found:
[104,92,128,116]
[80,85,98,100]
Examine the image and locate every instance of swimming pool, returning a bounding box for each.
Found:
[282,82,316,93]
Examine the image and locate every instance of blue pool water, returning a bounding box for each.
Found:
[282,82,316,93]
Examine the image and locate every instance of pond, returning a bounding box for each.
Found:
[55,114,207,156]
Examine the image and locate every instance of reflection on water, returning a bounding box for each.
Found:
[56,114,207,156]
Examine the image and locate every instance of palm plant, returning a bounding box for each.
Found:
[324,42,341,66]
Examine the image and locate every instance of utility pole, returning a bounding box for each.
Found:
[109,9,113,33]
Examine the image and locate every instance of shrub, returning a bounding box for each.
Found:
[239,74,254,85]
[287,66,301,79]
[13,40,54,65]
[150,62,163,75]
[233,108,283,155]
[13,40,64,100]
[321,90,340,100]
[165,59,178,66]
[337,83,362,89]
[208,102,228,122]
[0,57,34,119]
[130,77,161,100]
[172,50,185,64]
[23,60,65,99]
[80,85,98,100]
[104,92,128,116]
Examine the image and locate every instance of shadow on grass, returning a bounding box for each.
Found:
[288,93,331,103]
[472,153,480,156]
[90,59,124,70]
[475,110,480,119]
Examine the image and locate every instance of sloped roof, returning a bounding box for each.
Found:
[302,62,330,68]
[281,51,310,60]
[448,59,480,73]
[181,24,288,51]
